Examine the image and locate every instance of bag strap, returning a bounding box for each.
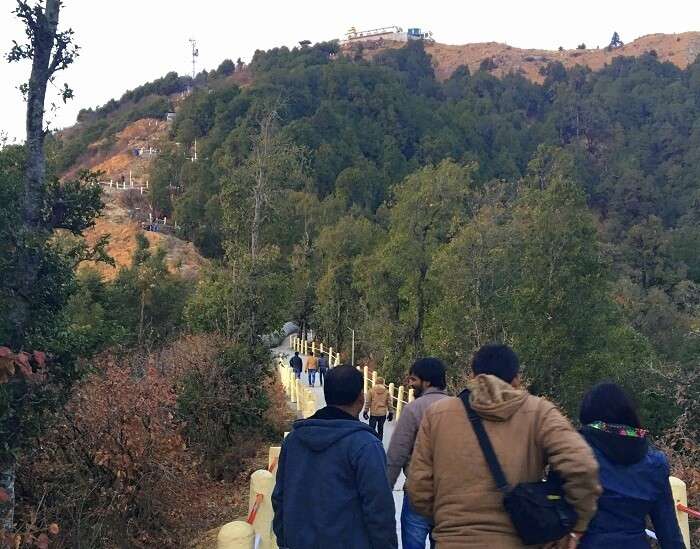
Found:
[458,390,510,493]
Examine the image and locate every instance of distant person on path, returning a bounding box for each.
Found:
[362,376,394,440]
[272,365,398,549]
[318,353,330,386]
[289,351,302,380]
[407,343,601,548]
[387,357,448,549]
[578,382,686,549]
[305,351,318,387]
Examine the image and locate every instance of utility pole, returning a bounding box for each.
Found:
[189,38,199,79]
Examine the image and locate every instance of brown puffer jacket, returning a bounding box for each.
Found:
[406,374,601,549]
[364,380,394,416]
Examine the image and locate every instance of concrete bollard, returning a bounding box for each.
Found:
[268,446,281,473]
[408,388,415,403]
[217,521,255,549]
[363,366,369,395]
[396,386,405,419]
[670,476,690,548]
[249,469,277,549]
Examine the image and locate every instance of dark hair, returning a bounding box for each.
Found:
[324,365,363,406]
[294,351,299,356]
[409,357,447,389]
[579,382,641,427]
[471,343,519,382]
[310,351,315,356]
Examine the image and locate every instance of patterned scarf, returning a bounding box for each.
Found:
[588,421,648,438]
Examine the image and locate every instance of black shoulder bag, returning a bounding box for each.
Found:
[458,390,577,545]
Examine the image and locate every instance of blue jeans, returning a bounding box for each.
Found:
[401,492,434,549]
[308,370,316,385]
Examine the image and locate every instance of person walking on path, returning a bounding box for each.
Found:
[577,382,686,549]
[272,365,398,549]
[289,351,302,380]
[362,376,394,440]
[318,353,330,386]
[387,357,448,549]
[407,343,601,549]
[305,351,318,387]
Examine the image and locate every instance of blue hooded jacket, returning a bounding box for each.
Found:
[579,427,686,548]
[272,406,398,549]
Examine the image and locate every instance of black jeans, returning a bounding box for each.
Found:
[369,415,387,439]
[318,368,328,385]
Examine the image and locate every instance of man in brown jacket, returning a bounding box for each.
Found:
[305,351,318,387]
[362,376,394,440]
[406,344,601,549]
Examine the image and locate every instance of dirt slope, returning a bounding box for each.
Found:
[351,32,700,83]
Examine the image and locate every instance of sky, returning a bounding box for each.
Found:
[1,0,699,142]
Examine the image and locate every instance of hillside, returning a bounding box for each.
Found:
[348,31,700,82]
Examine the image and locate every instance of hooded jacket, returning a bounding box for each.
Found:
[272,406,398,549]
[579,426,685,548]
[364,381,394,416]
[406,374,601,548]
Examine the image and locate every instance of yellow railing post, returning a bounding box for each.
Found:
[249,469,277,549]
[335,352,341,366]
[388,382,395,407]
[670,476,691,548]
[296,379,303,412]
[408,388,415,403]
[311,340,316,355]
[304,339,308,355]
[363,366,369,395]
[396,386,405,419]
[320,342,324,355]
[371,370,378,387]
[217,521,255,549]
[328,346,333,366]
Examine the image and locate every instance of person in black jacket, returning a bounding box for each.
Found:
[578,382,686,548]
[272,365,397,549]
[289,351,302,379]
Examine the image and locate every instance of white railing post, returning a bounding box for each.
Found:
[408,388,415,403]
[670,477,691,548]
[334,352,341,367]
[249,469,277,549]
[311,340,316,355]
[396,386,405,419]
[320,342,324,355]
[388,382,395,408]
[363,366,369,395]
[371,370,377,387]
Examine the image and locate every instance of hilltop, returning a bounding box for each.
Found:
[347,31,700,82]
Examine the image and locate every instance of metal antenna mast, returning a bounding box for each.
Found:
[189,38,199,79]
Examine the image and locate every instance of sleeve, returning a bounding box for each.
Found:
[537,402,602,532]
[271,442,287,545]
[386,407,418,488]
[352,440,398,549]
[649,455,686,548]
[405,409,435,519]
[364,387,373,413]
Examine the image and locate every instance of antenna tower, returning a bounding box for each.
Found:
[189,38,199,79]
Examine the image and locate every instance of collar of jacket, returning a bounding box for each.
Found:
[419,387,447,397]
[309,405,359,422]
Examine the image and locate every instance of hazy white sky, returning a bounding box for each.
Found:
[1,0,699,142]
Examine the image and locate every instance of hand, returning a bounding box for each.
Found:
[387,412,394,422]
[544,532,583,549]
[362,411,369,420]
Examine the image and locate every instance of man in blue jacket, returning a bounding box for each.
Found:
[272,364,398,549]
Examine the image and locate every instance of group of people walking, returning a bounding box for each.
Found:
[289,350,329,387]
[273,343,686,548]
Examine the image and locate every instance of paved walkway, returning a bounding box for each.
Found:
[275,341,427,548]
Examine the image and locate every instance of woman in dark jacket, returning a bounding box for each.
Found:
[578,382,685,548]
